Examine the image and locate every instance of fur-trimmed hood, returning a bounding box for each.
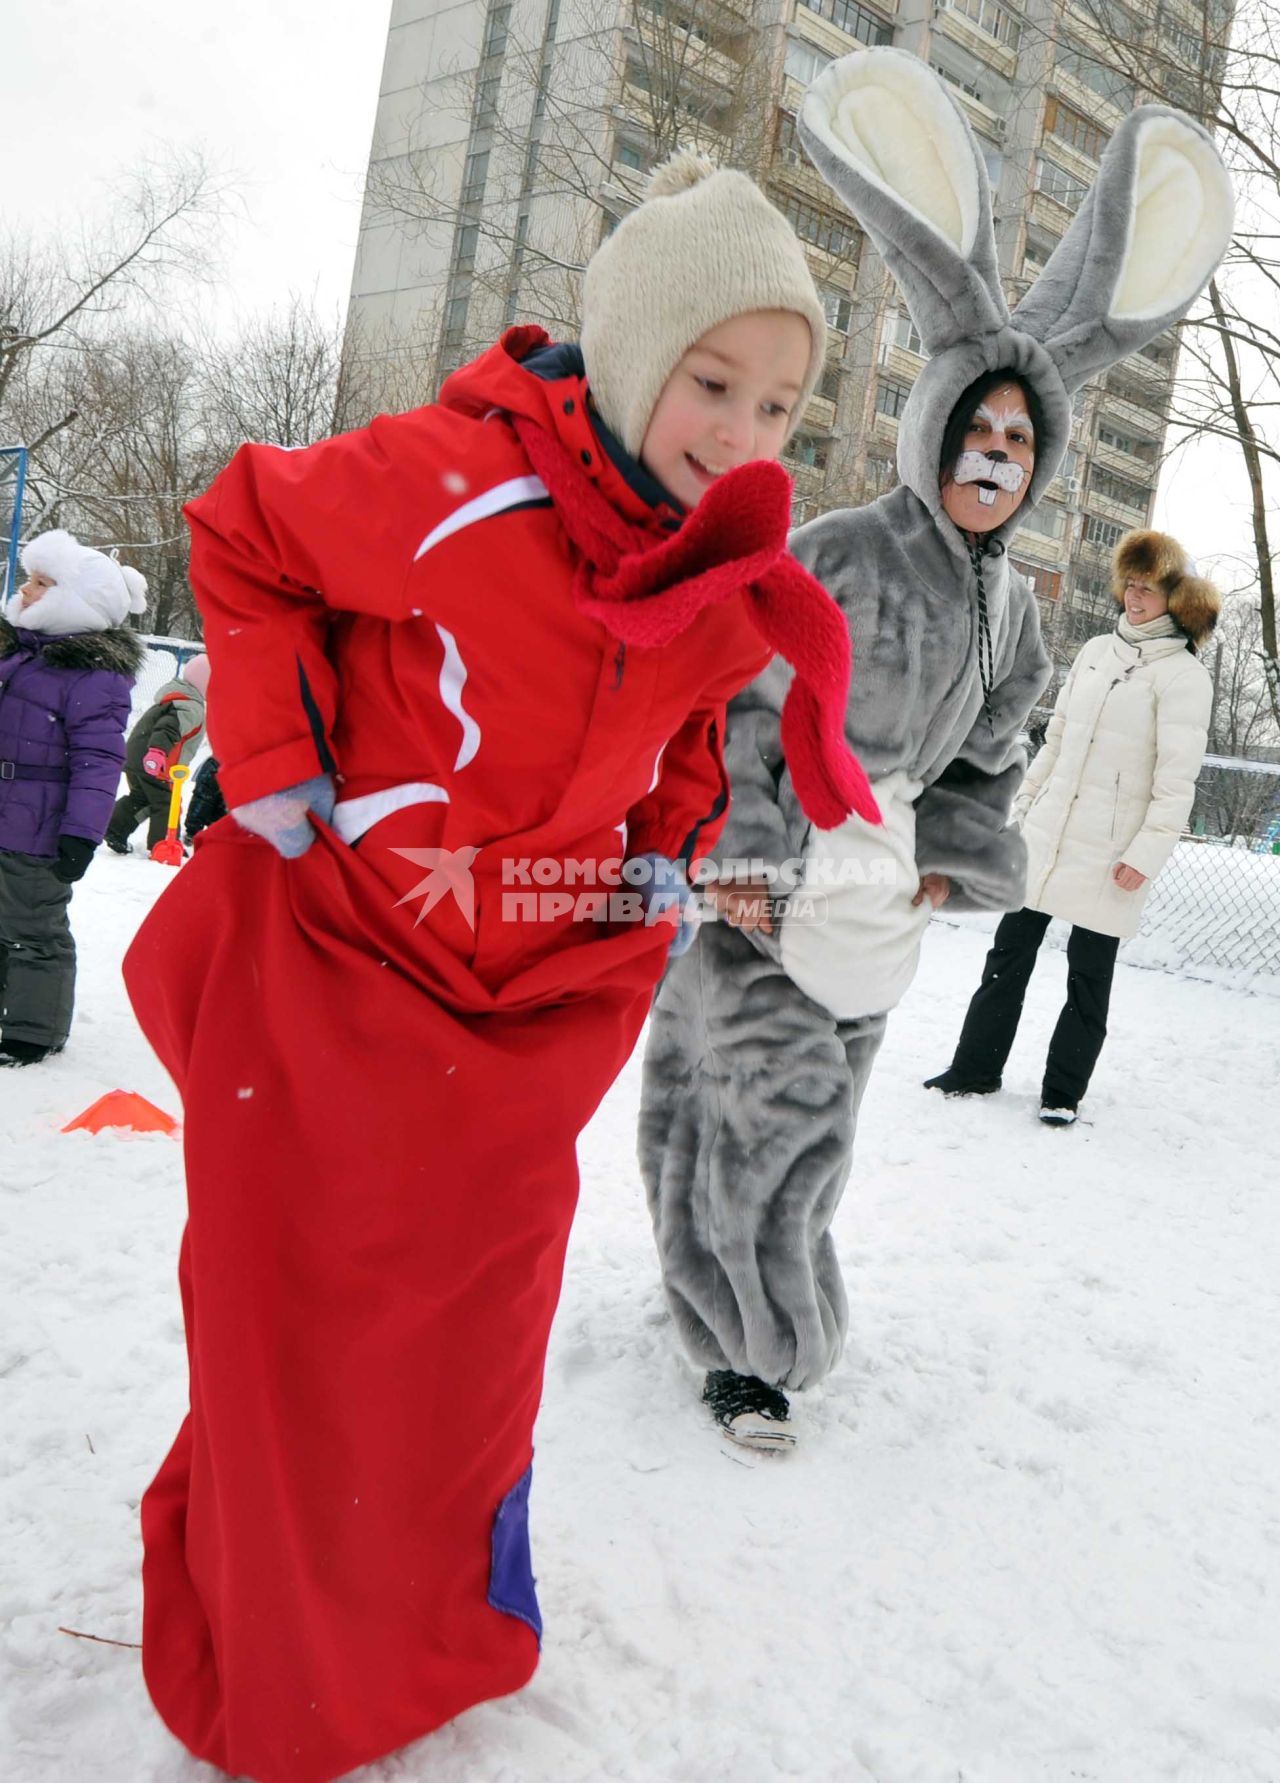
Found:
[1112,529,1221,646]
[0,615,146,678]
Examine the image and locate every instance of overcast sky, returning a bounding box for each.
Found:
[0,0,1260,584]
[1,0,389,324]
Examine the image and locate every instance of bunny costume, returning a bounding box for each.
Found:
[639,50,1234,1394]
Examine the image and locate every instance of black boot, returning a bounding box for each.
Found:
[923,1068,1002,1096]
[0,1037,58,1067]
[104,835,132,855]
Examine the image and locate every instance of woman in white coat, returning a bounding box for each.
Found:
[925,529,1220,1124]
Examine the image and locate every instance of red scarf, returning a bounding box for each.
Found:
[512,415,879,830]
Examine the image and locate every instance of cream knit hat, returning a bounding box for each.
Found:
[581,152,829,458]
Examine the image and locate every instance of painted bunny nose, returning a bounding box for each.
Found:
[986,449,1009,463]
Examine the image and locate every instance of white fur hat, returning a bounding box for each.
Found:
[12,529,148,635]
[581,152,828,459]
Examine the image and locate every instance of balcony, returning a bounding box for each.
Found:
[793,0,896,62]
[1010,526,1067,566]
[1100,389,1169,439]
[628,11,741,96]
[1089,487,1151,528]
[803,393,839,432]
[1091,437,1158,483]
[934,0,1021,78]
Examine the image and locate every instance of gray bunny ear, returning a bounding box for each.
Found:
[798,47,1007,354]
[1012,106,1234,391]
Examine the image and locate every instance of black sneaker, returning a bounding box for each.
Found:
[923,1069,1002,1096]
[702,1370,796,1453]
[0,1038,57,1067]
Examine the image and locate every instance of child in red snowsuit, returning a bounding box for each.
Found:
[123,153,876,1783]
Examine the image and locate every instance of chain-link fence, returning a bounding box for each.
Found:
[1124,757,1280,984]
[1128,833,1280,982]
[132,635,204,713]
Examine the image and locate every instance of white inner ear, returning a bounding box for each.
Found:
[1112,116,1235,321]
[802,51,979,257]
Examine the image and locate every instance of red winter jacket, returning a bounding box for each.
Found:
[186,328,772,986]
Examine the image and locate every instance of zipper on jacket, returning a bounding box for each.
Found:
[1111,773,1121,837]
[612,642,627,690]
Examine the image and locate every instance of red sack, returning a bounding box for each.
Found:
[124,821,663,1782]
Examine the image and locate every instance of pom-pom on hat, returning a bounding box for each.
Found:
[14,529,148,636]
[1112,528,1222,646]
[581,151,829,459]
[181,653,211,698]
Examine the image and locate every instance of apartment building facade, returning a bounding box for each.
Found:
[349,0,1227,653]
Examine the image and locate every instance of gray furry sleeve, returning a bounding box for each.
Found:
[914,585,1052,911]
[713,656,794,875]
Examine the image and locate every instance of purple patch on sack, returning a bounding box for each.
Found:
[488,1462,542,1644]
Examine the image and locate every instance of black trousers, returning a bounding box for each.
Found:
[0,848,76,1048]
[106,771,171,851]
[948,907,1120,1108]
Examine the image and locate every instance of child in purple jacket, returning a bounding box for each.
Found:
[0,530,146,1066]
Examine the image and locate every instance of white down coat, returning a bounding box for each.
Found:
[1012,626,1211,939]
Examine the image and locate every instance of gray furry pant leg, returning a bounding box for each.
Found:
[639,917,887,1392]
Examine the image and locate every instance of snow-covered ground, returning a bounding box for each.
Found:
[2,861,1278,1783]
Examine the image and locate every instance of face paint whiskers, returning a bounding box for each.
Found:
[952,452,1028,507]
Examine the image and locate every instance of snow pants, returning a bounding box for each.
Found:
[0,847,75,1048]
[123,821,661,1783]
[639,917,886,1393]
[944,906,1120,1107]
[106,769,171,851]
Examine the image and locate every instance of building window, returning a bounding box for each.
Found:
[1083,514,1125,550]
[818,362,842,401]
[932,61,983,102]
[1012,558,1063,600]
[1044,95,1106,160]
[777,110,804,167]
[1090,465,1150,510]
[788,432,829,469]
[803,0,892,48]
[1098,422,1158,462]
[1138,336,1175,369]
[443,294,469,342]
[1035,155,1089,211]
[455,223,479,273]
[822,286,853,332]
[484,1,511,57]
[784,38,832,88]
[1087,0,1142,38]
[1021,501,1065,540]
[946,0,1022,51]
[883,309,923,357]
[1055,36,1136,111]
[1022,226,1061,275]
[776,193,859,259]
[462,149,490,205]
[876,378,911,420]
[477,74,501,125]
[617,141,644,170]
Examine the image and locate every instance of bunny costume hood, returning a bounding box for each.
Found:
[801,49,1232,553]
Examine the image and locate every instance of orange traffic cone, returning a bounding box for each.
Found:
[150,762,191,867]
[62,1090,179,1136]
